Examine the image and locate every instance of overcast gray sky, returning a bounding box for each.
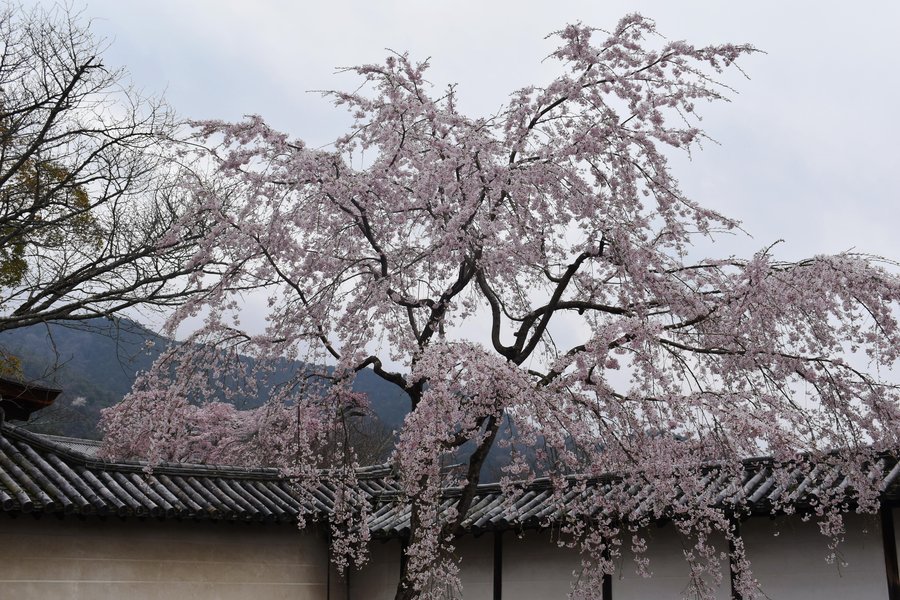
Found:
[64,0,898,263]
[29,0,900,343]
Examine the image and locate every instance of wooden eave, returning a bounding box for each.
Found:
[0,378,62,422]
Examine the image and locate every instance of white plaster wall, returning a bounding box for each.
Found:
[501,529,581,600]
[347,538,402,600]
[499,525,730,600]
[456,533,493,600]
[894,507,899,576]
[742,512,888,600]
[0,514,329,600]
[614,525,730,600]
[349,532,586,599]
[343,510,896,599]
[348,535,492,599]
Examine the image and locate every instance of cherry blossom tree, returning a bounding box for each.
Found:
[102,15,900,600]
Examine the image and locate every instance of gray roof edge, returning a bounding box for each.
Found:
[0,423,288,481]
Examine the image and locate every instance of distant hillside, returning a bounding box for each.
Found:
[0,318,410,439]
[0,319,160,438]
[0,319,527,478]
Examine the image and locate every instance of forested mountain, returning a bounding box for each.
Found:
[0,319,524,478]
[0,318,410,440]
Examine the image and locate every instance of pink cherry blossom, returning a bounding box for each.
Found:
[102,15,900,600]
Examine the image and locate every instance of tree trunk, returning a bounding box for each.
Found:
[394,502,420,600]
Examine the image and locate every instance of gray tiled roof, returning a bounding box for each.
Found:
[32,433,103,458]
[2,423,898,535]
[0,423,312,521]
[364,456,900,537]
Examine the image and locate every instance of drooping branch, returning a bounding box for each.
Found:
[95,17,900,600]
[449,413,501,532]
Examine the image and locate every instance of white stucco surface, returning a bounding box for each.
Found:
[456,533,493,600]
[347,535,493,599]
[0,515,329,600]
[894,507,899,576]
[742,512,888,600]
[501,529,581,599]
[347,538,402,600]
[14,509,889,600]
[613,525,730,600]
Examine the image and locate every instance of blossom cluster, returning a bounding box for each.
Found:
[101,15,900,600]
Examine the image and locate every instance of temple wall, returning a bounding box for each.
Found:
[742,512,889,600]
[500,529,580,599]
[346,537,401,599]
[0,514,329,600]
[895,507,899,576]
[456,534,493,599]
[3,508,895,600]
[614,525,730,600]
[347,512,896,599]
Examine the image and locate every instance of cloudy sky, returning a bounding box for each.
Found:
[27,0,900,342]
[64,0,897,263]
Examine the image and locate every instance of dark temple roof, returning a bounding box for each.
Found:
[0,423,311,521]
[0,378,61,422]
[366,456,900,537]
[1,423,898,534]
[30,433,102,458]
